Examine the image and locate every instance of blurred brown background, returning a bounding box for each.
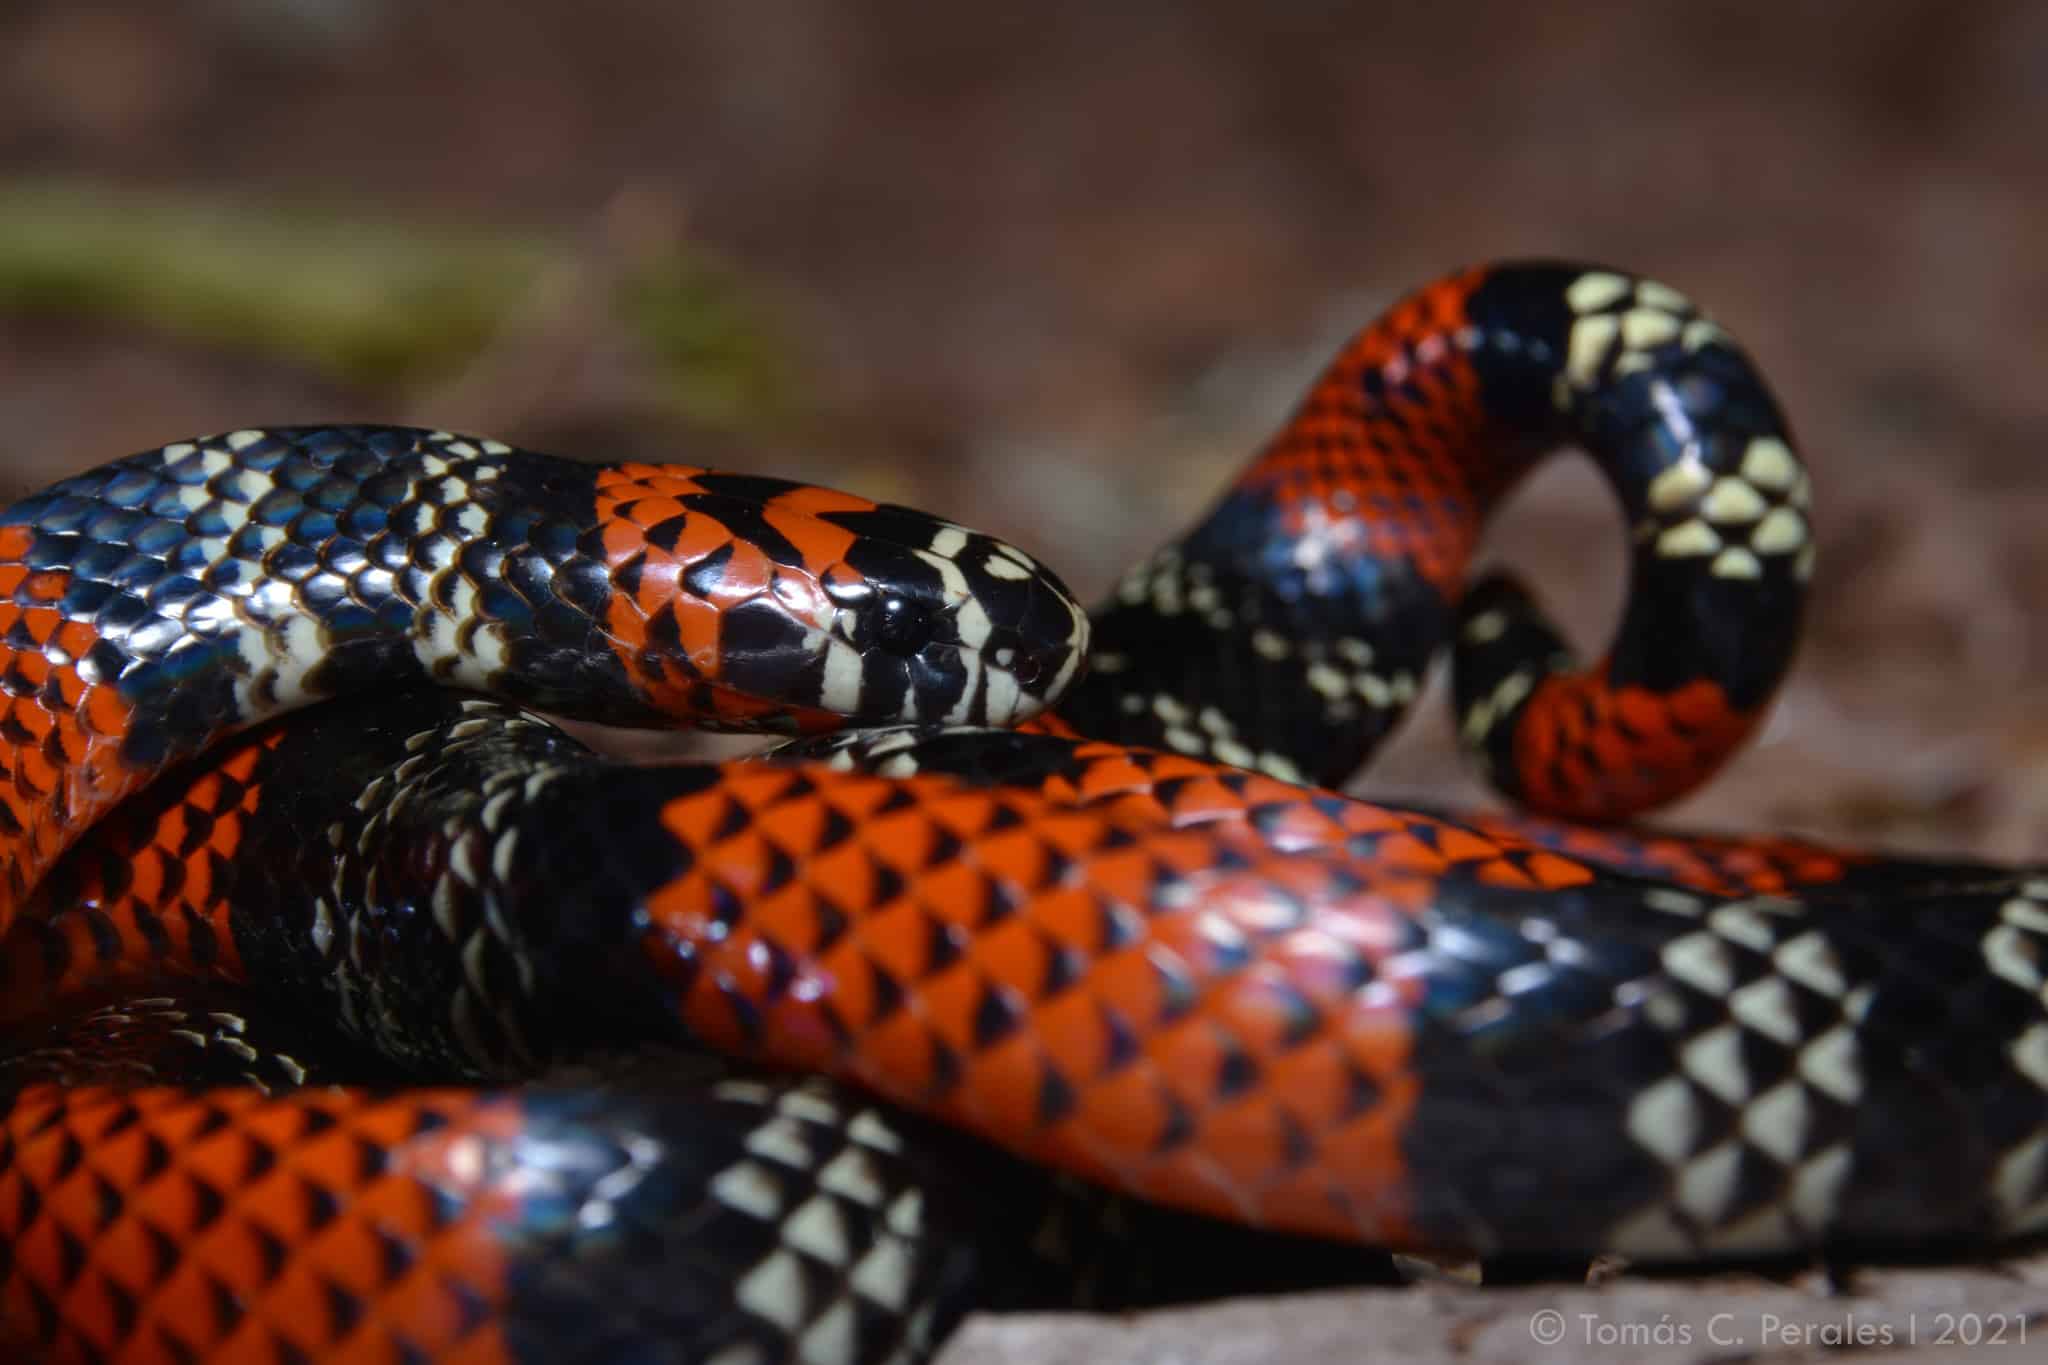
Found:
[5,0,2047,855]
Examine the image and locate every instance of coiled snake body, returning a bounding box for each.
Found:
[1,263,2043,1363]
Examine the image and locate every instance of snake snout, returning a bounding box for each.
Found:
[806,507,1088,728]
[953,544,1091,723]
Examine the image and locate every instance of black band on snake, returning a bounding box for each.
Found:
[1,261,2040,1365]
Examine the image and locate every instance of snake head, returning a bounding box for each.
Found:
[813,509,1091,727]
[592,467,1089,730]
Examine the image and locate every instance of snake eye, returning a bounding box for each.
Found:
[872,595,936,656]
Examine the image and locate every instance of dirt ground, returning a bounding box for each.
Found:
[4,2,2047,1359]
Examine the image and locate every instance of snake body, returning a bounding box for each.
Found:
[2,262,2044,1363]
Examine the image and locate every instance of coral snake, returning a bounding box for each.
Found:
[0,261,2042,1364]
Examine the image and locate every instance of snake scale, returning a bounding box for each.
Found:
[1,261,2043,1363]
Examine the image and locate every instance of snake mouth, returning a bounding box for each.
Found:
[811,594,1084,729]
[804,512,1090,728]
[932,584,1089,725]
[946,536,1092,712]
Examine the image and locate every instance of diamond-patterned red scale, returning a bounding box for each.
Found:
[1237,268,1518,592]
[1,730,279,1026]
[633,759,1438,1243]
[0,531,140,932]
[0,1084,519,1363]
